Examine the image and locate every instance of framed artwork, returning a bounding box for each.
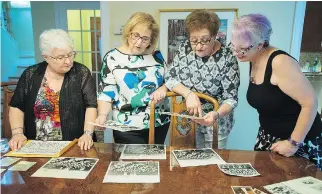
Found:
[159,9,238,64]
[5,139,77,157]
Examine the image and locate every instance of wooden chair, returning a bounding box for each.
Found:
[1,82,17,139]
[149,91,219,150]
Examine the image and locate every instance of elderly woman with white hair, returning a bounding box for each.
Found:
[8,29,97,151]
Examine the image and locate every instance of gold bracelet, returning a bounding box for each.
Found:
[12,132,24,137]
[11,127,23,131]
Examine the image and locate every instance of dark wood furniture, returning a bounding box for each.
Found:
[149,91,219,149]
[1,143,321,194]
[1,81,18,139]
[301,1,322,52]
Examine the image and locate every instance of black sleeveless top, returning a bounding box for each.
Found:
[247,50,321,140]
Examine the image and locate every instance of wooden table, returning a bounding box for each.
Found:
[1,143,321,194]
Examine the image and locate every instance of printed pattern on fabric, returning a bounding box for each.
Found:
[164,40,240,148]
[33,77,62,141]
[255,128,322,170]
[97,49,170,130]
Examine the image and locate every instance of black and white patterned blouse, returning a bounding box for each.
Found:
[164,40,240,148]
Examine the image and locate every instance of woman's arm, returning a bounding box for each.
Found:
[273,55,318,142]
[216,53,240,118]
[270,54,318,157]
[8,107,27,150]
[194,53,240,126]
[8,67,31,150]
[164,51,202,116]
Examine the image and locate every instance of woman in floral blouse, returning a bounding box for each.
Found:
[9,29,97,151]
[96,12,170,144]
[165,10,240,149]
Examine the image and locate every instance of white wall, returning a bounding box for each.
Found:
[30,1,56,63]
[10,8,35,57]
[101,1,297,149]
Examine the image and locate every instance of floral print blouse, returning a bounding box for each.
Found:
[33,77,62,140]
[97,49,170,130]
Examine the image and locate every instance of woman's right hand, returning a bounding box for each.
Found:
[185,91,202,117]
[9,134,27,151]
[95,114,107,130]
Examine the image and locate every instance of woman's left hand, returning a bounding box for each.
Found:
[78,134,93,151]
[150,86,167,104]
[270,140,298,157]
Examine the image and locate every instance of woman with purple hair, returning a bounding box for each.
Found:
[229,14,321,169]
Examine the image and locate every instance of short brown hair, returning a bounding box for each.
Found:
[185,10,221,37]
[122,12,159,50]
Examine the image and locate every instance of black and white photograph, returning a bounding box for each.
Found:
[12,140,71,155]
[103,161,160,183]
[253,188,267,194]
[120,144,166,160]
[264,183,300,194]
[231,186,256,194]
[113,144,126,153]
[282,176,322,194]
[31,157,99,179]
[89,120,140,132]
[172,148,226,167]
[218,163,260,177]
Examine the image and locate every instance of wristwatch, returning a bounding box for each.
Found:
[288,138,304,149]
[84,130,93,138]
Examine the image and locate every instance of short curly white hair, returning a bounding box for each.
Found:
[39,29,74,55]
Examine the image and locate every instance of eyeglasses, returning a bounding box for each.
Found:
[189,37,213,46]
[228,42,254,56]
[130,32,151,44]
[48,52,76,63]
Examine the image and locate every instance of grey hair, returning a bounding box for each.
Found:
[39,29,74,55]
[232,14,273,47]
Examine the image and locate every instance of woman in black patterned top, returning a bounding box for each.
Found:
[9,29,97,151]
[165,10,240,149]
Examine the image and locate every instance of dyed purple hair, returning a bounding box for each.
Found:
[232,14,272,47]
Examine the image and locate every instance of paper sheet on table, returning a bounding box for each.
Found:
[8,161,36,171]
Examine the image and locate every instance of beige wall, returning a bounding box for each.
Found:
[106,1,296,53]
[31,1,56,63]
[102,1,297,149]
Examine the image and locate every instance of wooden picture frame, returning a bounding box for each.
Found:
[158,9,238,64]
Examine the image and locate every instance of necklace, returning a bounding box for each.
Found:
[46,72,64,81]
[250,47,269,83]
